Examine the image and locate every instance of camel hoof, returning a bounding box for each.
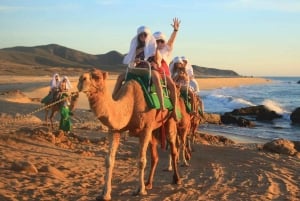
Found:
[145,183,153,190]
[181,163,190,167]
[163,167,173,172]
[96,195,111,201]
[132,188,147,196]
[173,177,182,185]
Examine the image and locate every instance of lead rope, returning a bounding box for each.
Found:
[0,92,78,127]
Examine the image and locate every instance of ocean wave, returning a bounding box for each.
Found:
[262,99,286,115]
[202,94,255,113]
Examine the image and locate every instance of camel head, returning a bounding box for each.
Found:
[77,69,108,95]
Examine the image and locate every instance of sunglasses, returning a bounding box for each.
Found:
[156,39,165,44]
[139,32,147,38]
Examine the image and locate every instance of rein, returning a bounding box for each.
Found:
[0,92,78,127]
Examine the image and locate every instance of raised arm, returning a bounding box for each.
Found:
[167,17,181,49]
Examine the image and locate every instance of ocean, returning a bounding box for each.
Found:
[198,77,300,142]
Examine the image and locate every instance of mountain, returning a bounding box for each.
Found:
[192,65,239,77]
[0,44,240,77]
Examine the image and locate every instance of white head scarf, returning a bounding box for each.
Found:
[153,31,172,64]
[50,73,60,89]
[61,76,72,90]
[169,56,184,76]
[181,56,187,62]
[153,31,167,42]
[181,56,194,77]
[123,26,157,65]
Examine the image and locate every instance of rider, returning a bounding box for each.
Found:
[153,17,180,68]
[50,73,60,102]
[170,57,199,114]
[171,56,204,115]
[113,25,179,120]
[181,56,199,92]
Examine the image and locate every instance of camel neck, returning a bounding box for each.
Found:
[88,87,134,130]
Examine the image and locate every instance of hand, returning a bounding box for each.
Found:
[151,61,159,70]
[136,47,144,56]
[134,58,141,65]
[171,17,181,31]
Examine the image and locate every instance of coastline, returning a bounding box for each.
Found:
[200,129,268,144]
[196,77,271,90]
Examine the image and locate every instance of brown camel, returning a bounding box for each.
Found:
[189,95,202,145]
[164,86,192,171]
[77,69,181,201]
[44,92,79,129]
[167,66,203,168]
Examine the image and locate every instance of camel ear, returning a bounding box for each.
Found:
[103,72,108,80]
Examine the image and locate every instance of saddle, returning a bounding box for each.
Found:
[125,66,173,110]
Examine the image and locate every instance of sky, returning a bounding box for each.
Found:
[0,0,300,76]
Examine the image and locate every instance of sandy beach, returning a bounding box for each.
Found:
[0,75,299,201]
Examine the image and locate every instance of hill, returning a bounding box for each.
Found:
[193,65,239,78]
[0,44,240,77]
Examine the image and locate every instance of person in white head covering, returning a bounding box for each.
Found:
[181,56,199,92]
[113,25,179,120]
[123,26,157,65]
[48,73,61,101]
[50,73,60,90]
[59,76,72,93]
[170,56,204,114]
[153,18,180,69]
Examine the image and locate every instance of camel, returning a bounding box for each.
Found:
[77,69,181,201]
[43,92,79,129]
[165,65,203,168]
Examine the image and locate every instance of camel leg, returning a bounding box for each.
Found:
[166,119,181,185]
[164,154,173,172]
[49,110,55,130]
[186,135,192,160]
[98,132,120,201]
[145,134,159,190]
[45,108,49,126]
[133,129,152,196]
[180,129,190,167]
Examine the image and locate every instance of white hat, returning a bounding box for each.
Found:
[181,56,188,61]
[153,31,167,41]
[173,56,184,64]
[137,26,151,35]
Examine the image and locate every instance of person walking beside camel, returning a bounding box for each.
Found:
[59,94,72,134]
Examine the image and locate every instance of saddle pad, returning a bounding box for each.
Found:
[180,89,192,113]
[125,71,173,110]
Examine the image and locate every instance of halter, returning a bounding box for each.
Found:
[83,71,104,97]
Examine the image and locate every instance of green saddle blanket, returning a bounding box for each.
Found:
[125,71,173,110]
[180,89,192,113]
[180,88,203,115]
